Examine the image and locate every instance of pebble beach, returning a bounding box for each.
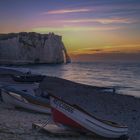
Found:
[0,74,140,140]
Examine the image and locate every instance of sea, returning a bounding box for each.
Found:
[13,61,140,98]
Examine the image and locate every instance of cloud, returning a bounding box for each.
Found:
[72,48,104,54]
[41,8,91,15]
[40,3,140,16]
[70,44,140,55]
[32,26,121,33]
[71,52,140,62]
[62,17,136,24]
[89,49,103,52]
[74,49,120,55]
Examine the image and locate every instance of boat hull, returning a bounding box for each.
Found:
[50,96,128,138]
[1,90,51,114]
[12,75,45,82]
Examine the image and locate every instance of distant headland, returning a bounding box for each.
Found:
[0,32,71,65]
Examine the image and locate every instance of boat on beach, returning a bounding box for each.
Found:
[50,95,128,139]
[11,74,45,83]
[1,86,51,114]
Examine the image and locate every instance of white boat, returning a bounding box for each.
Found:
[50,95,128,139]
[1,87,51,114]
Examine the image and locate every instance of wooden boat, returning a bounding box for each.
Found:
[1,86,51,114]
[11,74,45,82]
[50,95,128,139]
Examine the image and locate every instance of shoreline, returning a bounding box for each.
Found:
[0,75,140,139]
[41,76,140,140]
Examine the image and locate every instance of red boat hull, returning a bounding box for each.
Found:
[52,107,86,132]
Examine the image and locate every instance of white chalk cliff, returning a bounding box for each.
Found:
[0,32,71,64]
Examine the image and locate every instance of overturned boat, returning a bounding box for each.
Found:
[50,95,128,139]
[1,86,51,114]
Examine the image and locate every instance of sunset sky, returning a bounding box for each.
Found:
[0,0,140,61]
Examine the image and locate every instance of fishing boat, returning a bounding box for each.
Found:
[11,74,45,82]
[1,86,51,114]
[50,95,128,139]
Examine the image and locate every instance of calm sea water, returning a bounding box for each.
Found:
[14,62,140,97]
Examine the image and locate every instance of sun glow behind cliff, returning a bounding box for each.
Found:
[0,0,140,61]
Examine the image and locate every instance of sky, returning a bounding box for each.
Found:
[0,0,140,62]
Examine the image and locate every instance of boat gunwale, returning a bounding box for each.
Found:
[52,106,128,136]
[50,94,128,129]
[2,90,51,113]
[2,86,49,104]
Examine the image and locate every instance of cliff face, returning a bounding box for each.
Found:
[0,32,71,64]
